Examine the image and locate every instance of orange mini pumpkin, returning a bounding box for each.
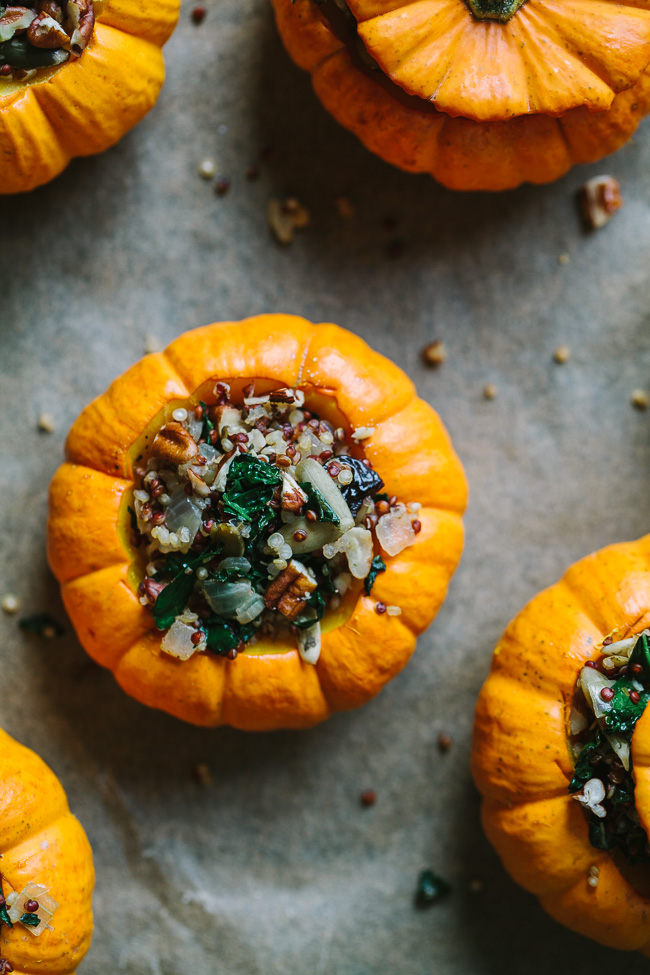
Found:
[47,315,467,731]
[0,0,179,194]
[271,0,650,190]
[0,727,94,974]
[472,534,650,952]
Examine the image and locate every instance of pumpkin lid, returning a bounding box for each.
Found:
[345,0,650,121]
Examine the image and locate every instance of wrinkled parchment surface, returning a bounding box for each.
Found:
[2,4,650,972]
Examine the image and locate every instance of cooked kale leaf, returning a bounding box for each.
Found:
[364,555,386,595]
[299,482,339,524]
[152,569,197,630]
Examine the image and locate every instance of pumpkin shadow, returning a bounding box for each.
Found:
[248,11,581,273]
[454,775,650,974]
[17,549,360,796]
[0,128,143,259]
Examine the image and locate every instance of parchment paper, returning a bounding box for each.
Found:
[2,3,650,971]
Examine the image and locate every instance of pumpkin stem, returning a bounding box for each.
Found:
[464,0,526,21]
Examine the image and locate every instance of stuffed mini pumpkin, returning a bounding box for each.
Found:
[47,315,467,731]
[0,727,94,974]
[472,534,650,952]
[0,0,179,194]
[271,0,650,190]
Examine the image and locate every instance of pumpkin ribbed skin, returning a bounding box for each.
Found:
[0,728,94,974]
[271,0,650,190]
[471,534,650,952]
[47,314,467,731]
[0,0,179,194]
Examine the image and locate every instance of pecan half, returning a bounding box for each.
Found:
[65,0,94,56]
[36,0,64,23]
[0,7,36,42]
[579,175,623,230]
[151,422,199,466]
[264,561,316,620]
[281,472,308,513]
[27,11,68,47]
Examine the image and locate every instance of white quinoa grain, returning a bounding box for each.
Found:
[172,408,188,422]
[386,605,402,617]
[197,567,209,581]
[221,438,234,451]
[37,413,55,433]
[198,158,217,180]
[483,383,498,401]
[631,389,650,410]
[338,468,353,486]
[553,345,571,364]
[1,594,20,614]
[144,334,162,354]
[558,253,570,266]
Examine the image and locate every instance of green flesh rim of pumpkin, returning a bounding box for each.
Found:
[569,631,650,868]
[129,381,420,665]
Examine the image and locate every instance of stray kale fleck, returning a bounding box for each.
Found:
[415,869,452,908]
[364,555,386,595]
[18,613,64,640]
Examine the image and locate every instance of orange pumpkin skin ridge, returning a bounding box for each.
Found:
[47,314,467,731]
[0,728,94,974]
[0,0,180,195]
[471,534,650,952]
[270,0,650,191]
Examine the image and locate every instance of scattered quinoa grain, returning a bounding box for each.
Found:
[631,389,650,410]
[360,789,376,807]
[558,253,570,266]
[553,345,571,364]
[1,594,19,614]
[37,413,55,433]
[421,340,447,367]
[144,334,162,354]
[483,383,498,400]
[191,5,206,23]
[214,175,231,196]
[375,601,387,615]
[198,158,216,180]
[438,732,452,752]
[386,605,401,616]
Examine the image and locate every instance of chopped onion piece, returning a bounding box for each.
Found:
[604,635,639,657]
[7,883,58,937]
[298,620,321,664]
[217,557,251,575]
[570,708,589,735]
[579,666,617,721]
[202,580,254,617]
[213,452,235,493]
[166,487,203,537]
[295,457,354,532]
[161,620,198,660]
[375,503,416,557]
[235,593,265,624]
[325,526,374,579]
[279,517,340,554]
[606,732,631,771]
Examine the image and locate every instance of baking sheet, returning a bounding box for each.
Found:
[2,2,650,971]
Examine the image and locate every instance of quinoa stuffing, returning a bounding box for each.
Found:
[130,383,420,665]
[0,0,95,83]
[569,631,650,863]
